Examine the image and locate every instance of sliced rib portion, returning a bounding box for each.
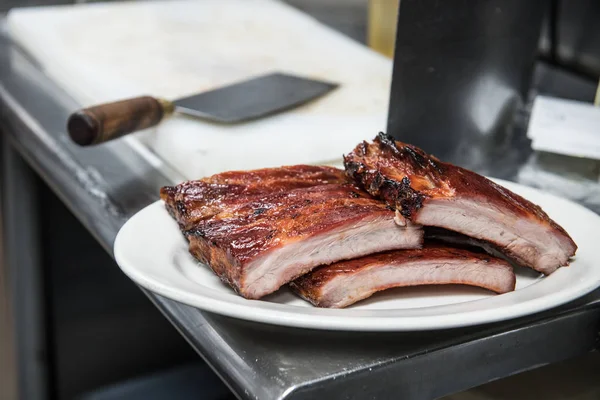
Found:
[344,133,577,275]
[161,166,423,299]
[290,245,516,308]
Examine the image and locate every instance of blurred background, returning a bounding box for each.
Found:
[1,0,599,81]
[0,1,599,400]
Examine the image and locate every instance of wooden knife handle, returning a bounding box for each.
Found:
[67,96,174,146]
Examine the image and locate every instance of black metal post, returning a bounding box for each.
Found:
[386,0,547,170]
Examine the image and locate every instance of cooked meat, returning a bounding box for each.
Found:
[161,166,423,299]
[290,245,516,308]
[344,133,577,275]
[161,165,348,230]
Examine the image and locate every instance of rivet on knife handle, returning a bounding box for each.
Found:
[67,96,175,146]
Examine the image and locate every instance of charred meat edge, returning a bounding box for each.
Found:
[343,132,577,275]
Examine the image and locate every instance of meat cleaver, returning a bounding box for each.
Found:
[67,72,338,146]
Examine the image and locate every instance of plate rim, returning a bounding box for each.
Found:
[114,179,600,331]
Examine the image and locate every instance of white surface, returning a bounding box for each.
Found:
[7,0,392,179]
[528,95,600,160]
[114,179,600,331]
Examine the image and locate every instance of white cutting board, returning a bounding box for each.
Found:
[7,0,392,180]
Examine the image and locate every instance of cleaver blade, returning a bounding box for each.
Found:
[67,72,338,146]
[174,72,338,123]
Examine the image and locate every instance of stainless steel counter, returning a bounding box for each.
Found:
[1,17,600,400]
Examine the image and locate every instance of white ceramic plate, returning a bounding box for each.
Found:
[114,179,600,331]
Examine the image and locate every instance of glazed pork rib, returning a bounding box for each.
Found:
[290,245,516,308]
[344,133,577,275]
[161,166,423,299]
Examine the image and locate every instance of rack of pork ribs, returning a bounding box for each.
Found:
[160,133,576,308]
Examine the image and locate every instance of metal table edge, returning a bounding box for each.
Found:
[0,74,287,400]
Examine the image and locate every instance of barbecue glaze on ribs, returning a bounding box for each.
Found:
[161,165,348,230]
[344,133,577,275]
